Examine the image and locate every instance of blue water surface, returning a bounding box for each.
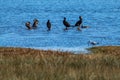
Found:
[0,0,120,52]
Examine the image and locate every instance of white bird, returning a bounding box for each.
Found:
[88,40,99,46]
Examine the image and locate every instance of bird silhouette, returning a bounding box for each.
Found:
[63,17,70,30]
[75,16,82,30]
[25,22,31,30]
[75,16,82,26]
[32,19,39,29]
[47,20,51,31]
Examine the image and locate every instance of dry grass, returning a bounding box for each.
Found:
[0,46,120,80]
[88,46,120,56]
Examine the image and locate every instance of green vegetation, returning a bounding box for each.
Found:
[0,46,120,80]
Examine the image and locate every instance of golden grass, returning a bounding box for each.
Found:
[0,46,120,80]
[88,46,120,55]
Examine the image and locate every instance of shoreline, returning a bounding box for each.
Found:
[0,46,120,55]
[0,46,90,54]
[32,46,89,54]
[0,46,120,80]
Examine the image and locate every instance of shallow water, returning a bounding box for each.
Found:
[0,0,120,52]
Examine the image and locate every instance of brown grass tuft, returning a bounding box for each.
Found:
[0,46,120,80]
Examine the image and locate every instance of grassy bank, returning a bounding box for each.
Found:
[0,46,120,80]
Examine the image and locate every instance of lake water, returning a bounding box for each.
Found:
[0,0,120,53]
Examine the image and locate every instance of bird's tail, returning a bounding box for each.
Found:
[70,24,83,28]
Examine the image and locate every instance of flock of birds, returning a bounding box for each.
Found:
[25,16,89,31]
[25,16,99,46]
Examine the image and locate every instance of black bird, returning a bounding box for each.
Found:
[32,19,39,29]
[25,22,31,30]
[47,20,51,31]
[75,16,82,26]
[75,16,82,30]
[63,17,70,30]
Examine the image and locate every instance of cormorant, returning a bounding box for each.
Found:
[25,22,31,30]
[63,17,70,30]
[75,16,82,30]
[32,19,39,29]
[47,20,51,31]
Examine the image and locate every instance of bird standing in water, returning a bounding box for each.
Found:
[75,16,82,30]
[47,20,51,31]
[63,17,70,30]
[88,40,99,46]
[32,19,39,29]
[25,22,32,30]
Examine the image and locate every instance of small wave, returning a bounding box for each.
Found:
[31,46,89,54]
[0,33,21,38]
